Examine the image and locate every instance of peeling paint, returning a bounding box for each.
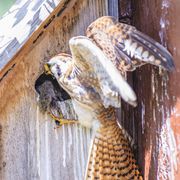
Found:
[159,0,170,47]
[158,116,177,180]
[157,1,177,179]
[141,102,145,134]
[36,105,41,178]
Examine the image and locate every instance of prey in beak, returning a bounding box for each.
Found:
[41,62,78,127]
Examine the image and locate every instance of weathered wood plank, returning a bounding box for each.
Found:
[131,0,180,179]
[0,1,109,180]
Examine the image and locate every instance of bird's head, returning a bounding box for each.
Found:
[44,53,72,79]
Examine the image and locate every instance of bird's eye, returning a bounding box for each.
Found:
[56,65,61,76]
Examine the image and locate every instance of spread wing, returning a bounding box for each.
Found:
[69,16,174,107]
[86,16,175,73]
[69,36,137,107]
[48,54,103,109]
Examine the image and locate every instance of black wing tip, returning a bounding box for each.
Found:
[156,42,175,71]
[162,52,175,71]
[166,59,175,71]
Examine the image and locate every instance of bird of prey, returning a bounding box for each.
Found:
[44,16,174,179]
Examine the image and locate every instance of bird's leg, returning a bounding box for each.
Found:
[48,112,78,126]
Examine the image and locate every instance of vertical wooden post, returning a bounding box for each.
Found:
[131,0,180,179]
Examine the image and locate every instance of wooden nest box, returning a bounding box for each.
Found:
[0,0,179,179]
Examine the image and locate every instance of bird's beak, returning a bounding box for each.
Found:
[44,63,52,75]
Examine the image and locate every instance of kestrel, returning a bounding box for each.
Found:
[44,16,174,179]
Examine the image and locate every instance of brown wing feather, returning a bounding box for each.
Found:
[85,108,142,179]
[86,16,174,72]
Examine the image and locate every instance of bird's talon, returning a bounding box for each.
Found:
[48,112,77,126]
[59,113,64,119]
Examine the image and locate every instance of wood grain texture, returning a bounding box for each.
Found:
[2,0,178,179]
[0,1,109,179]
[123,0,179,179]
